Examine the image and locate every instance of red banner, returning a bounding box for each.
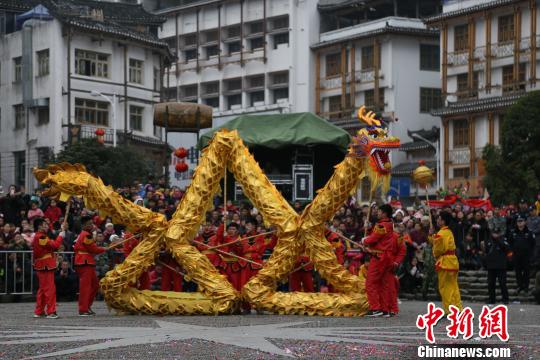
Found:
[427,196,493,210]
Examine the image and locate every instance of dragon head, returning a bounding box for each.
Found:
[348,106,400,191]
[33,163,92,201]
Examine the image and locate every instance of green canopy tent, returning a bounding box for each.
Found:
[198,113,351,152]
[197,113,352,202]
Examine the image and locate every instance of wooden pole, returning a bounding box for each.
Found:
[223,165,228,226]
[62,198,72,230]
[199,230,276,251]
[425,185,434,228]
[191,239,261,266]
[106,233,142,251]
[363,188,375,238]
[157,259,187,277]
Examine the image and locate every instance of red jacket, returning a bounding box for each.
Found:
[326,231,345,265]
[363,219,394,258]
[238,231,265,269]
[32,231,63,271]
[194,233,221,267]
[386,233,407,269]
[294,254,313,271]
[74,231,106,266]
[215,223,241,271]
[44,206,62,224]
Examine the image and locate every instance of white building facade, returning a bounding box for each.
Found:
[0,0,172,192]
[426,0,539,197]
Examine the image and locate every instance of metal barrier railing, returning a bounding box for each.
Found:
[0,250,126,296]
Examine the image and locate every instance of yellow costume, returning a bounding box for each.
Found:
[430,226,462,313]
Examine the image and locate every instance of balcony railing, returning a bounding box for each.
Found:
[449,148,470,165]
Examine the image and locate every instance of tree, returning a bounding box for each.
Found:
[482,91,540,205]
[51,139,155,188]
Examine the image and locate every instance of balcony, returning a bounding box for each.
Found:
[448,148,470,165]
[447,51,468,66]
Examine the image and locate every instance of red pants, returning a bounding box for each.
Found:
[366,258,390,311]
[225,264,241,291]
[76,266,99,313]
[289,270,314,292]
[35,270,56,315]
[381,272,399,313]
[239,267,259,289]
[161,267,182,292]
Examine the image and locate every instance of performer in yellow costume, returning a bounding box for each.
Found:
[430,212,462,313]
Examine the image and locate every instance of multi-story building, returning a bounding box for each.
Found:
[153,0,320,187]
[425,0,539,197]
[312,0,442,201]
[0,0,173,191]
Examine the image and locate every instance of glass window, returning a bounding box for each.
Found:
[249,37,264,50]
[153,67,160,91]
[181,84,198,99]
[37,49,49,76]
[74,98,109,126]
[13,104,24,129]
[75,49,109,78]
[129,58,143,84]
[13,57,22,82]
[454,25,468,52]
[227,94,242,110]
[204,97,219,108]
[453,167,470,179]
[205,45,219,59]
[453,119,469,147]
[228,41,241,54]
[38,106,49,125]
[273,88,288,103]
[420,88,442,113]
[250,91,264,106]
[420,44,440,71]
[272,16,289,30]
[326,53,341,77]
[185,49,197,62]
[130,105,143,131]
[272,33,289,49]
[271,71,288,86]
[498,14,514,43]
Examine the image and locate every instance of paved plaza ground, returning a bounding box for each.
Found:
[1,300,539,359]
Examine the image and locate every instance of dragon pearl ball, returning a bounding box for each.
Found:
[413,164,434,186]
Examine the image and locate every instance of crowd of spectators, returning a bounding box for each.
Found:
[0,181,539,304]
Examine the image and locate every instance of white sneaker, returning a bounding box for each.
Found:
[46,313,59,319]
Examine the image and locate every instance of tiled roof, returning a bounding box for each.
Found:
[0,0,34,11]
[318,0,367,12]
[431,94,523,116]
[311,25,438,49]
[400,141,431,152]
[392,160,437,176]
[424,0,522,24]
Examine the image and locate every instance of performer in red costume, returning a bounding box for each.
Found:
[326,229,345,293]
[216,222,242,291]
[238,219,264,289]
[361,204,394,317]
[193,222,220,270]
[122,232,150,290]
[159,249,182,292]
[289,252,314,292]
[74,216,106,316]
[32,218,64,319]
[382,223,406,316]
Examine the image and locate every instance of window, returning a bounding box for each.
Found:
[165,87,177,101]
[325,53,341,77]
[420,44,439,71]
[75,50,109,78]
[228,41,241,54]
[272,33,289,49]
[181,84,198,99]
[453,167,470,179]
[454,24,468,52]
[37,106,49,125]
[13,57,22,82]
[129,58,143,84]
[457,72,478,99]
[249,37,264,50]
[185,49,197,62]
[272,16,289,30]
[130,105,143,131]
[204,29,218,43]
[204,97,219,108]
[453,119,469,147]
[420,88,442,113]
[502,63,526,93]
[164,36,176,54]
[271,71,288,86]
[224,78,242,93]
[247,74,264,89]
[74,98,109,126]
[227,25,241,39]
[202,81,219,96]
[205,45,219,59]
[249,21,264,34]
[498,14,514,43]
[227,94,242,110]
[13,104,24,129]
[250,91,264,106]
[273,88,288,103]
[37,49,49,76]
[361,45,379,70]
[183,33,197,47]
[364,88,385,109]
[153,67,160,91]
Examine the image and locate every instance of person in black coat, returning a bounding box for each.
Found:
[507,216,536,294]
[55,260,78,301]
[470,210,489,250]
[451,210,469,260]
[482,227,510,304]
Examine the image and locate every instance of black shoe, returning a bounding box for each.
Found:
[46,313,58,319]
[365,310,383,317]
[79,312,92,317]
[88,309,96,316]
[382,312,392,318]
[389,312,397,317]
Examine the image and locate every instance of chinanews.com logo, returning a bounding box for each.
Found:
[415,303,511,358]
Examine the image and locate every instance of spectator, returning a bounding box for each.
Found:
[8,233,29,251]
[55,260,78,301]
[463,230,482,270]
[21,225,34,248]
[526,207,540,268]
[508,216,536,295]
[1,223,14,244]
[470,210,489,251]
[451,210,468,260]
[483,225,510,305]
[27,201,45,223]
[399,257,423,293]
[44,200,63,224]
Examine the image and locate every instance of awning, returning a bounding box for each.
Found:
[198,113,351,152]
[16,4,53,28]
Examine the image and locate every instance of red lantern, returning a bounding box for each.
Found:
[174,147,188,159]
[175,161,188,173]
[95,128,105,136]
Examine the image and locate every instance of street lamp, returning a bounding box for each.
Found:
[411,133,440,192]
[90,91,117,147]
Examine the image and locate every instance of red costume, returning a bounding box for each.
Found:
[32,232,63,316]
[160,252,182,292]
[326,231,345,293]
[382,232,406,314]
[74,231,106,313]
[122,234,151,290]
[215,224,241,291]
[289,254,314,292]
[194,232,221,269]
[363,219,393,312]
[237,231,264,289]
